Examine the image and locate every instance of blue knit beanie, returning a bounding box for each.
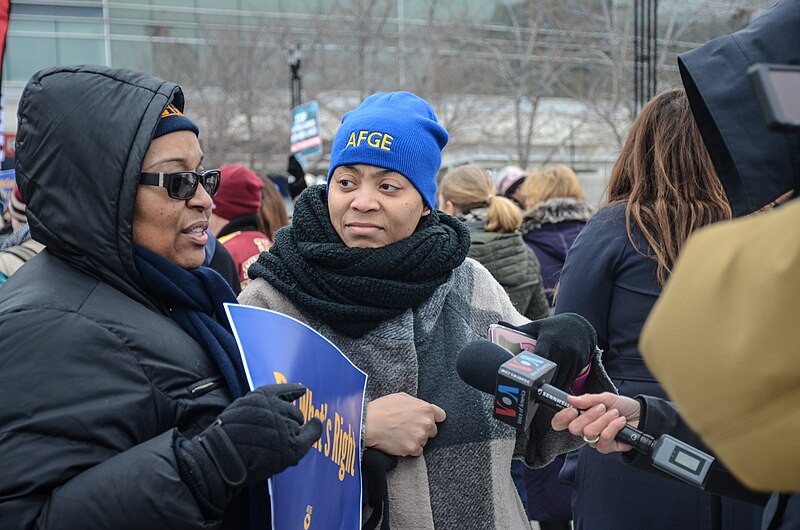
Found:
[153,103,199,139]
[327,92,448,210]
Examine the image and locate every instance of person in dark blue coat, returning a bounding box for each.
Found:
[554,88,763,530]
[520,165,594,309]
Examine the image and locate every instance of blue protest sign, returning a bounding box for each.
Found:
[290,101,322,158]
[224,303,366,530]
[0,169,14,205]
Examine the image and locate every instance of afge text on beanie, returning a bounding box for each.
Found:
[327,92,448,210]
[213,165,265,220]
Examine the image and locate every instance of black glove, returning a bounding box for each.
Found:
[174,383,323,517]
[361,448,397,530]
[499,313,597,390]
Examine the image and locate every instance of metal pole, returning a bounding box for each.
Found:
[644,0,647,102]
[634,0,640,114]
[102,0,112,67]
[397,0,405,87]
[648,0,653,100]
[289,42,302,109]
[650,0,658,97]
[633,0,658,115]
[643,0,649,104]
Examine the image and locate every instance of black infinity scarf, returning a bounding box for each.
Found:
[248,185,471,338]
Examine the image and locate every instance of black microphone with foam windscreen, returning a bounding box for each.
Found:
[456,339,556,433]
[456,340,716,489]
[456,340,653,452]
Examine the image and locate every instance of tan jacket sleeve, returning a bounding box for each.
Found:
[641,200,800,492]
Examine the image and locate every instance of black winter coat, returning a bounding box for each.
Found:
[678,0,800,217]
[0,66,247,528]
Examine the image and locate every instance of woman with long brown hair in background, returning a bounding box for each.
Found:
[553,88,763,530]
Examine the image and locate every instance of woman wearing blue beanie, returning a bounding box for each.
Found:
[241,91,615,529]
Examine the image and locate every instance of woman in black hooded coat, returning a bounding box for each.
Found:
[0,65,320,529]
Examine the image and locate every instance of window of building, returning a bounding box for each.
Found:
[3,3,105,82]
[4,36,58,82]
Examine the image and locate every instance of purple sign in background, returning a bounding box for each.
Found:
[225,303,367,530]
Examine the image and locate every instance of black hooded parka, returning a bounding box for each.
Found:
[0,66,248,528]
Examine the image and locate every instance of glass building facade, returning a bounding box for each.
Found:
[0,0,768,190]
[3,0,757,87]
[3,1,501,85]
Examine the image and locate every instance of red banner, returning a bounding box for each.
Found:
[0,0,9,81]
[3,133,14,157]
[0,0,10,164]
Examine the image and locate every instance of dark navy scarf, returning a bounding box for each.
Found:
[134,247,271,529]
[133,245,247,399]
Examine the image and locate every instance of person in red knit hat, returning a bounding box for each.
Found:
[209,164,282,290]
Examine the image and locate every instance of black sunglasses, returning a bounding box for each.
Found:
[139,169,221,200]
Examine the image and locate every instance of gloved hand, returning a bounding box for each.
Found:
[361,448,398,530]
[174,383,323,516]
[499,313,597,390]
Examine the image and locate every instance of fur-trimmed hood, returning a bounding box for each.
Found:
[521,197,594,233]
